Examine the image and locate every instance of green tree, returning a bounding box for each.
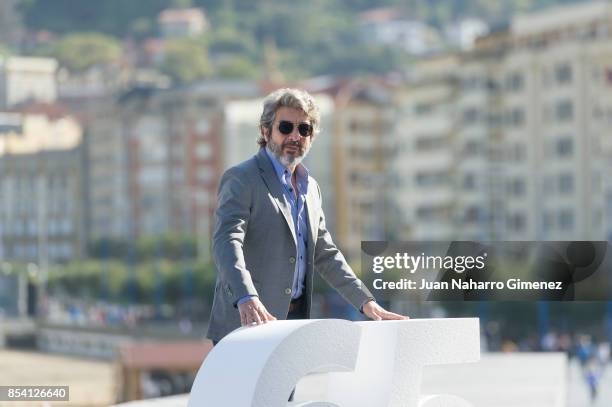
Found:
[51,32,122,71]
[208,26,256,57]
[19,0,169,37]
[215,55,259,78]
[159,38,212,84]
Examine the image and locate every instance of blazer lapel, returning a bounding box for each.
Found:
[305,186,319,254]
[255,149,297,246]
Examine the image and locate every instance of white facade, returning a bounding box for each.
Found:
[393,1,612,242]
[359,19,443,55]
[86,100,130,240]
[499,1,612,240]
[158,8,207,39]
[0,111,84,262]
[393,58,458,240]
[0,56,57,109]
[223,98,263,169]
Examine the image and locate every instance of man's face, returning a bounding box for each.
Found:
[264,106,313,168]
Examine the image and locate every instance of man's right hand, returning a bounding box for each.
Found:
[238,297,277,327]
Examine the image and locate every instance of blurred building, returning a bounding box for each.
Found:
[58,63,128,100]
[358,7,444,56]
[453,48,505,241]
[158,8,208,39]
[0,103,85,262]
[332,81,396,259]
[394,1,612,242]
[393,56,459,240]
[84,97,130,240]
[393,52,504,241]
[0,56,57,109]
[499,1,612,240]
[444,19,489,51]
[120,86,221,239]
[222,97,263,168]
[86,81,261,245]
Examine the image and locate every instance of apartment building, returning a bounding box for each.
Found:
[500,1,612,240]
[86,81,262,243]
[0,104,85,263]
[85,97,130,240]
[394,1,612,242]
[0,56,57,109]
[393,56,459,240]
[332,81,395,258]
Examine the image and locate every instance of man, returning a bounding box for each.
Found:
[207,88,406,345]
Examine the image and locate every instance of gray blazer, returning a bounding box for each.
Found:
[206,148,373,342]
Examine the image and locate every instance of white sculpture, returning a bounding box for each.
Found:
[325,319,480,407]
[188,318,480,407]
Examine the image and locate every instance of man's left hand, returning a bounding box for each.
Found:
[363,300,409,321]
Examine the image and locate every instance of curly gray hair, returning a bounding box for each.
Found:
[258,88,321,148]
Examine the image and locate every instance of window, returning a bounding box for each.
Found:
[559,174,574,194]
[138,166,166,185]
[506,71,524,91]
[606,67,612,86]
[507,179,526,196]
[13,220,24,236]
[414,103,433,115]
[555,137,573,157]
[555,100,573,122]
[542,211,554,232]
[462,76,483,91]
[62,219,72,234]
[507,107,525,127]
[508,144,526,162]
[463,173,476,190]
[416,206,435,220]
[465,206,484,223]
[463,108,480,124]
[28,220,37,236]
[415,171,448,187]
[463,140,482,156]
[196,143,212,160]
[558,209,574,230]
[507,212,526,231]
[416,205,449,221]
[555,63,572,84]
[488,113,502,128]
[414,135,446,151]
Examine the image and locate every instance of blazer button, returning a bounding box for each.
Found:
[285,288,292,295]
[289,256,296,264]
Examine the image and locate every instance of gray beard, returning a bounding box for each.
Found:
[266,138,310,168]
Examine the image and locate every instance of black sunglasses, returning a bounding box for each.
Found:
[277,120,313,137]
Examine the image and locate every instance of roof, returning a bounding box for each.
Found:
[119,341,213,370]
[10,102,71,121]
